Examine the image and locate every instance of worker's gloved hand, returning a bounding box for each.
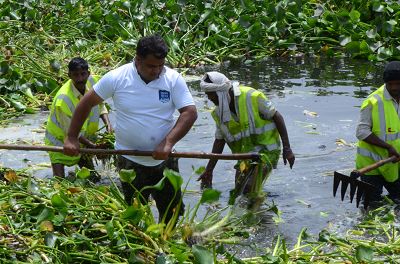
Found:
[197,170,213,189]
[282,146,295,169]
[64,136,80,156]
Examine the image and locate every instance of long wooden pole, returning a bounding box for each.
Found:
[0,144,260,160]
[356,155,399,175]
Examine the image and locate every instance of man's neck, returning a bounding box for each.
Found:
[138,72,151,84]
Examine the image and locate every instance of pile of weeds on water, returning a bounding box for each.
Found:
[0,167,261,263]
[92,130,116,169]
[1,166,400,263]
[241,203,400,263]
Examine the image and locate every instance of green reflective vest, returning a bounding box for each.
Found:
[356,85,400,182]
[211,86,281,153]
[45,75,100,164]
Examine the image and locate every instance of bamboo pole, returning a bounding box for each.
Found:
[0,144,259,160]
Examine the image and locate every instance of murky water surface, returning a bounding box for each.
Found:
[0,57,385,253]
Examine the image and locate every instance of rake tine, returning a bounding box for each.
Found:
[349,178,357,203]
[333,171,341,197]
[355,185,365,208]
[340,177,350,201]
[349,171,360,203]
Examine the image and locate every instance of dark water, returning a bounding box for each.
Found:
[0,56,385,253]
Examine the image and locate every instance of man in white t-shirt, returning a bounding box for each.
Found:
[63,35,198,224]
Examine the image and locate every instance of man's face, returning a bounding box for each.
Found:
[68,68,90,91]
[135,54,165,82]
[386,80,400,99]
[205,92,219,105]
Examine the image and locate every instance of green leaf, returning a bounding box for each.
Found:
[200,189,221,204]
[193,166,205,175]
[151,177,165,191]
[349,10,360,22]
[355,245,373,262]
[37,207,55,223]
[192,245,213,264]
[121,206,144,225]
[105,221,115,239]
[164,169,183,192]
[51,194,67,208]
[171,244,189,263]
[24,107,36,114]
[345,41,360,54]
[76,167,91,179]
[9,99,26,111]
[119,169,136,183]
[360,40,370,53]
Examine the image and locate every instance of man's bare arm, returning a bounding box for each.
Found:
[64,89,104,156]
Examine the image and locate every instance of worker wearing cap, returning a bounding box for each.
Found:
[356,61,400,205]
[198,71,295,203]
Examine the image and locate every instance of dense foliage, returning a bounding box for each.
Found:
[1,0,400,118]
[1,169,400,263]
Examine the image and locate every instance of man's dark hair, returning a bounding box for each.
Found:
[68,57,89,72]
[136,34,169,59]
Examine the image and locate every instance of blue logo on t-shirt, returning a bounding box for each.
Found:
[159,90,170,103]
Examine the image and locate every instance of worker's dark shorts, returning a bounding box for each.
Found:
[116,155,184,223]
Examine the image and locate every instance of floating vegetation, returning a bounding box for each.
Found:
[1,0,400,120]
[1,167,400,262]
[93,131,116,169]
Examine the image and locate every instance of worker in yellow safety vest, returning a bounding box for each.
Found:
[356,61,400,206]
[45,57,112,181]
[197,71,295,205]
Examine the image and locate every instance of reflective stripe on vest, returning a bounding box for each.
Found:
[356,85,400,182]
[45,130,63,146]
[45,76,100,147]
[212,86,280,153]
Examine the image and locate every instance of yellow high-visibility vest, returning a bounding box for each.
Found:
[211,86,281,153]
[356,85,400,182]
[45,75,100,165]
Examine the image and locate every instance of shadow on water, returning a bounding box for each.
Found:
[0,56,385,254]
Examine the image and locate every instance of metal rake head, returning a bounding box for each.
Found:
[333,171,375,209]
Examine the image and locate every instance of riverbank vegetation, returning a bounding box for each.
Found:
[1,0,400,118]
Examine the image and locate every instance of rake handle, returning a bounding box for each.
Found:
[356,155,399,175]
[0,144,259,161]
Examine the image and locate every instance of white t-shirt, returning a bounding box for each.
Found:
[94,62,195,166]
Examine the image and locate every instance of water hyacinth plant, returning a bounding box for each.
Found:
[1,0,400,118]
[1,167,400,263]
